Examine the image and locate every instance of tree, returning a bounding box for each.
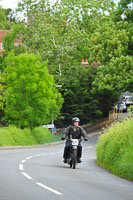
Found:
[0,7,12,29]
[87,19,131,64]
[3,53,63,128]
[8,0,115,75]
[0,75,4,110]
[112,0,133,22]
[2,23,26,58]
[92,56,133,116]
[55,65,102,126]
[110,0,133,56]
[2,0,116,74]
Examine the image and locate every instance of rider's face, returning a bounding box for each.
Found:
[74,121,79,126]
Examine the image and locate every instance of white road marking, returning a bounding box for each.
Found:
[36,182,63,195]
[21,159,26,163]
[22,172,33,180]
[26,156,33,160]
[19,164,24,171]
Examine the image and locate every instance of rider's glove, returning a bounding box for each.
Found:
[61,136,65,140]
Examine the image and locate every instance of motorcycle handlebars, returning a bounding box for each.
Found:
[61,136,88,141]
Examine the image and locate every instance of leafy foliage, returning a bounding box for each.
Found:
[1,0,133,126]
[0,7,12,30]
[96,118,133,180]
[92,56,133,115]
[89,20,130,63]
[0,126,36,146]
[32,126,61,144]
[55,65,102,126]
[0,126,61,146]
[0,75,4,110]
[112,0,133,23]
[3,53,63,128]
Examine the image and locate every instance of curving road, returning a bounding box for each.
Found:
[0,133,133,200]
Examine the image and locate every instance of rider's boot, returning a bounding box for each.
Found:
[77,158,82,163]
[63,158,67,163]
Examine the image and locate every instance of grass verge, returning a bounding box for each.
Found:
[96,117,133,181]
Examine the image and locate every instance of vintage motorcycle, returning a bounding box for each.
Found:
[67,138,80,169]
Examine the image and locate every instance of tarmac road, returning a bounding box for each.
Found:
[0,132,133,200]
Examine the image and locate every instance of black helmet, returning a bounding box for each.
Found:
[72,117,80,123]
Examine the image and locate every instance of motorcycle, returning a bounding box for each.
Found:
[67,138,80,169]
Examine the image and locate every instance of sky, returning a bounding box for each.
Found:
[1,0,120,9]
[0,0,19,9]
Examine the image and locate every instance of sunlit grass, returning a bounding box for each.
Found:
[96,117,133,181]
[0,126,61,146]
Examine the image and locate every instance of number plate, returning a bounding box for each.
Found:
[72,139,79,146]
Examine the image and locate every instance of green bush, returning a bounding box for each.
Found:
[0,126,61,146]
[114,146,133,179]
[0,126,36,146]
[96,118,133,180]
[32,127,62,144]
[32,127,51,144]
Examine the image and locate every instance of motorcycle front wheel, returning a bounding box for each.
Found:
[72,149,77,169]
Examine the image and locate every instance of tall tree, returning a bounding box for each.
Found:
[10,0,115,75]
[92,55,133,116]
[55,65,102,126]
[3,53,63,128]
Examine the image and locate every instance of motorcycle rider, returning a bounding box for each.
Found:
[62,117,88,163]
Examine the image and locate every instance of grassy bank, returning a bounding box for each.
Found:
[0,126,61,147]
[96,117,133,181]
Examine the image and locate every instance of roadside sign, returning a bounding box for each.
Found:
[42,124,54,129]
[56,85,62,88]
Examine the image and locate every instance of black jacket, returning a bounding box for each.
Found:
[62,125,88,140]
